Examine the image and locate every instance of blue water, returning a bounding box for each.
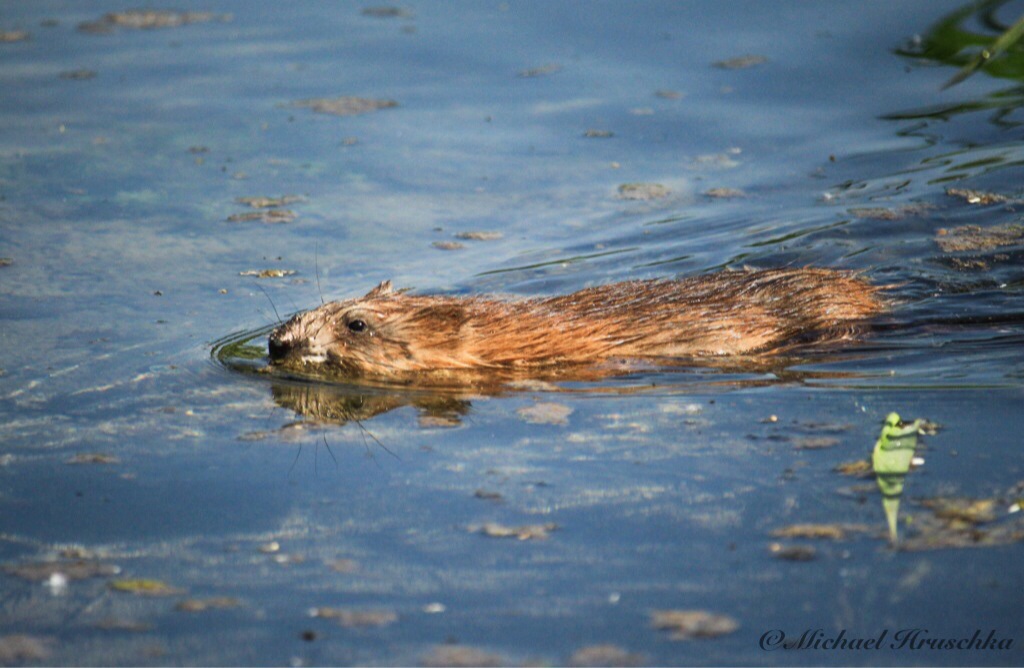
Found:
[1,1,1023,665]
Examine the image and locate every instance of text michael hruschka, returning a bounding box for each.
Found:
[759,628,1013,652]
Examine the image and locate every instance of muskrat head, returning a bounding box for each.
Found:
[267,281,472,377]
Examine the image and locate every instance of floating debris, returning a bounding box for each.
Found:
[0,635,51,664]
[920,498,998,524]
[650,609,739,640]
[292,96,398,117]
[704,187,745,198]
[834,459,873,477]
[946,187,1015,205]
[78,10,228,34]
[935,223,1024,252]
[617,182,671,200]
[655,89,684,99]
[848,203,932,220]
[517,401,573,425]
[361,6,413,18]
[0,258,11,267]
[272,553,304,565]
[518,63,562,78]
[454,231,503,241]
[899,495,1024,551]
[768,543,817,561]
[65,453,120,464]
[474,489,504,502]
[109,578,184,596]
[583,129,614,138]
[309,607,397,628]
[793,437,839,451]
[568,644,644,667]
[713,54,767,69]
[661,402,704,417]
[432,241,465,251]
[472,522,558,540]
[769,523,870,540]
[795,420,855,433]
[225,209,296,224]
[942,257,991,271]
[92,617,153,632]
[257,541,280,554]
[235,195,303,209]
[4,559,119,581]
[690,150,741,170]
[0,31,30,43]
[238,269,296,279]
[420,644,506,667]
[58,69,97,80]
[175,597,241,613]
[327,558,359,573]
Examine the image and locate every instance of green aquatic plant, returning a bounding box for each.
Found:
[872,412,937,544]
[218,339,267,361]
[944,13,1024,88]
[109,578,184,596]
[899,0,1024,88]
[210,325,278,375]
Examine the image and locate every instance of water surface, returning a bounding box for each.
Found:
[2,1,1024,665]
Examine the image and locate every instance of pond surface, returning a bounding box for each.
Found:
[2,1,1024,665]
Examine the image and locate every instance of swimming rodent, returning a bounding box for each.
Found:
[267,268,882,379]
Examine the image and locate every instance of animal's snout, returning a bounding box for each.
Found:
[267,332,290,361]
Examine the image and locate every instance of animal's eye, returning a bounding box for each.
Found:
[347,319,367,333]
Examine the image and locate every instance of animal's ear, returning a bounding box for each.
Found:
[364,280,394,299]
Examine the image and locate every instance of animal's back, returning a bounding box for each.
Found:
[456,268,881,363]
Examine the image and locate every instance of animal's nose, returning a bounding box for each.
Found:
[268,335,289,361]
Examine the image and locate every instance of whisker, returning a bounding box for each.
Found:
[345,405,381,468]
[288,442,303,477]
[339,402,399,463]
[359,421,378,466]
[353,414,399,460]
[254,282,283,325]
[255,306,277,328]
[322,432,339,469]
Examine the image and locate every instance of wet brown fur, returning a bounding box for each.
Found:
[268,268,883,378]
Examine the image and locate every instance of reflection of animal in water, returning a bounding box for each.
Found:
[269,383,473,463]
[271,383,471,426]
[268,268,883,379]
